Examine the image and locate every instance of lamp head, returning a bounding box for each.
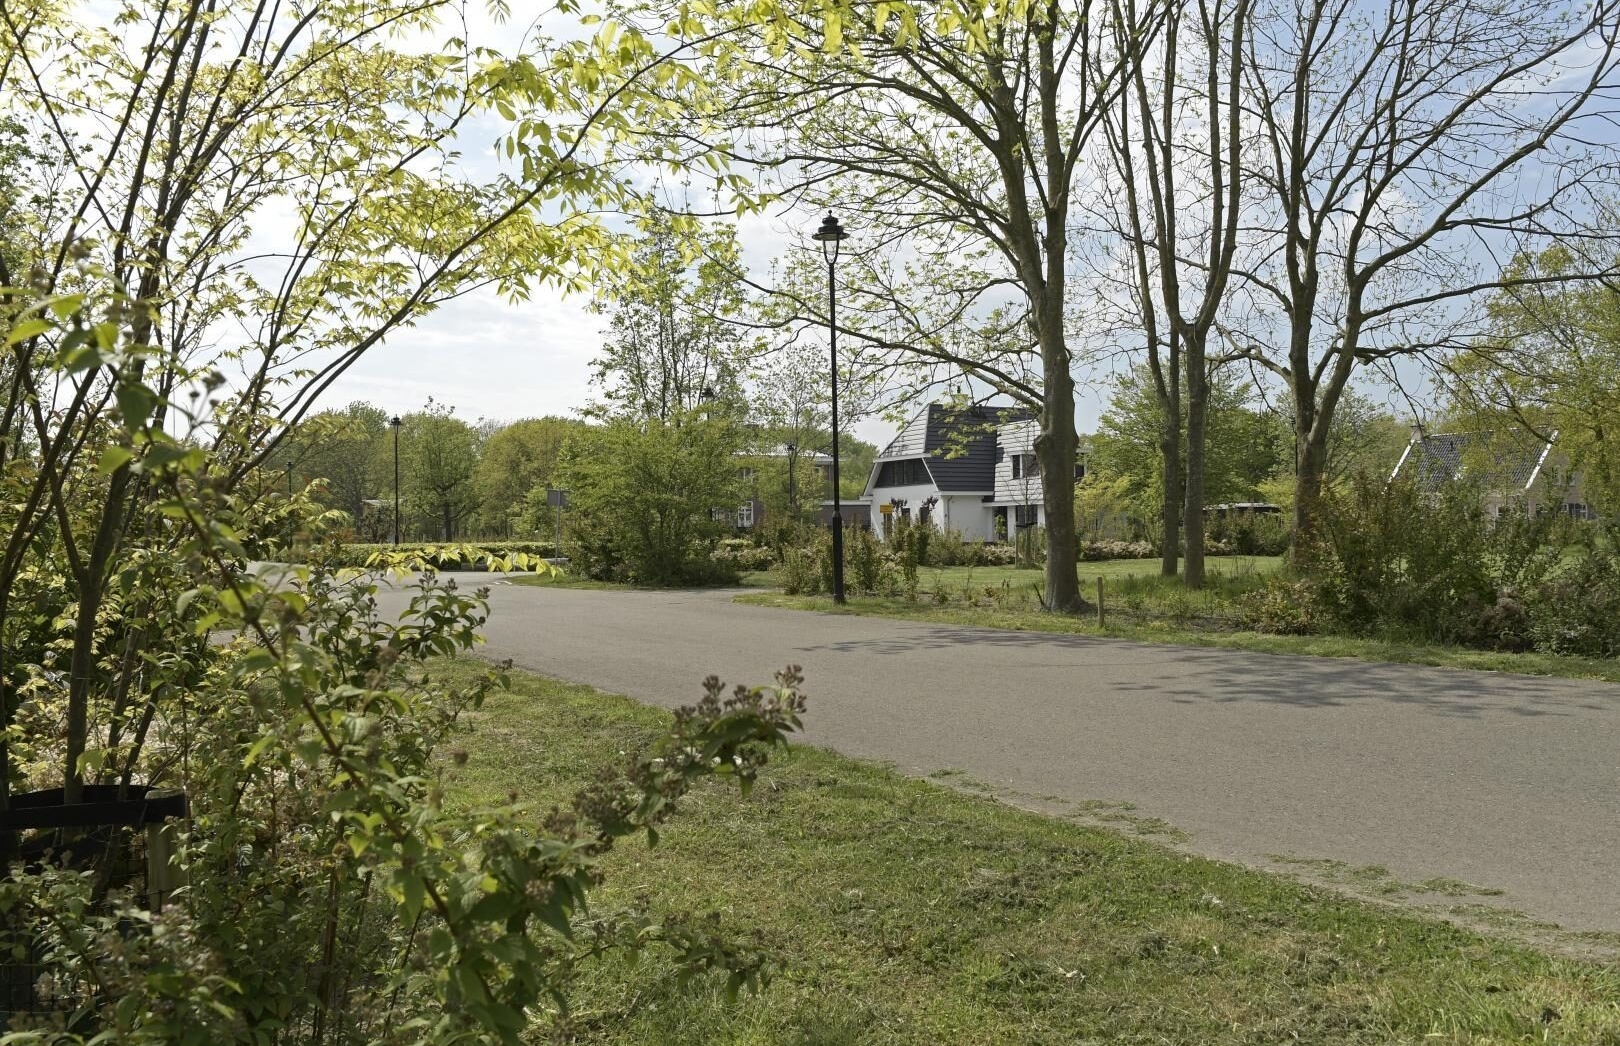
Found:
[811,212,847,262]
[390,415,401,428]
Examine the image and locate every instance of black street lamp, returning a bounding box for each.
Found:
[812,212,849,604]
[285,457,294,496]
[390,415,402,545]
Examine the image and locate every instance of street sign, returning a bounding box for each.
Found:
[546,488,569,509]
[879,503,894,515]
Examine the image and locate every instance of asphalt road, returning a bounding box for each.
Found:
[379,577,1620,933]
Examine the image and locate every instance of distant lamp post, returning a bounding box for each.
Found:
[811,212,849,604]
[285,457,294,497]
[390,415,402,545]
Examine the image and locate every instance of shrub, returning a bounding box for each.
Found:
[1239,576,1320,635]
[847,525,898,596]
[1308,476,1496,643]
[325,541,560,569]
[556,415,744,586]
[1525,546,1620,657]
[711,542,776,572]
[777,542,825,595]
[1082,540,1157,561]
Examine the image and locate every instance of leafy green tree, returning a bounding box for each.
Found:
[1447,246,1620,514]
[288,401,391,535]
[558,416,745,584]
[401,404,482,542]
[1089,366,1288,546]
[472,416,582,537]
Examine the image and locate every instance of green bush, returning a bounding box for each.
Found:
[556,415,744,586]
[711,542,776,572]
[325,541,560,569]
[1239,576,1320,635]
[1525,546,1620,657]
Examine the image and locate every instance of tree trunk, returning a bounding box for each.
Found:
[1182,343,1209,589]
[1039,368,1087,613]
[1292,426,1330,565]
[1159,426,1182,577]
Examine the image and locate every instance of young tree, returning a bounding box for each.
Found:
[1227,0,1620,548]
[1099,0,1254,586]
[1447,246,1620,513]
[401,404,482,542]
[0,0,722,811]
[590,215,750,421]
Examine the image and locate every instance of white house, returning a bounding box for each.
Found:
[863,405,1083,542]
[1390,429,1593,519]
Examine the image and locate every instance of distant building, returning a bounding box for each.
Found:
[1389,430,1593,519]
[859,404,1087,542]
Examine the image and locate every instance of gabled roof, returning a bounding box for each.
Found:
[1391,431,1552,492]
[874,403,1033,493]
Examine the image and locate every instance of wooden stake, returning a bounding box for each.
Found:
[1096,576,1105,628]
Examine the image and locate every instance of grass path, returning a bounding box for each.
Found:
[443,662,1620,1045]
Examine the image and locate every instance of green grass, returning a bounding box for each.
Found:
[913,555,1282,594]
[442,661,1620,1045]
[734,592,1620,684]
[508,568,777,590]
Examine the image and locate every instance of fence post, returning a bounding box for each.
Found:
[1096,576,1105,628]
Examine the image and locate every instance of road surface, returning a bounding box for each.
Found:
[379,577,1620,933]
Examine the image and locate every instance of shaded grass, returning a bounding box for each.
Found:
[442,661,1620,1044]
[734,593,1620,684]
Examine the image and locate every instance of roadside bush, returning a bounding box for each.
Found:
[712,538,776,572]
[1082,540,1157,561]
[1525,546,1620,657]
[1309,476,1496,644]
[555,415,744,586]
[1239,576,1320,635]
[777,541,825,595]
[326,540,559,569]
[847,525,898,596]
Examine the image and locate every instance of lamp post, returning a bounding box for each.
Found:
[811,212,849,604]
[390,415,402,545]
[285,457,294,497]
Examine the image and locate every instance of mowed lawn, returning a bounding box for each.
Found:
[441,661,1620,1046]
[915,554,1281,593]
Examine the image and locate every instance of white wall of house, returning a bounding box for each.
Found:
[868,479,945,537]
[941,494,996,540]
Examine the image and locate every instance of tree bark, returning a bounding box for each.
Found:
[1182,339,1209,589]
[1038,367,1083,613]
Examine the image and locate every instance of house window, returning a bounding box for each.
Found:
[1074,461,1086,481]
[1012,453,1039,479]
[737,502,754,528]
[736,466,757,483]
[875,458,931,487]
[1014,504,1039,528]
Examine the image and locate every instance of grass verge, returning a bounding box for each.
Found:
[442,660,1620,1044]
[733,593,1620,684]
[508,569,777,590]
